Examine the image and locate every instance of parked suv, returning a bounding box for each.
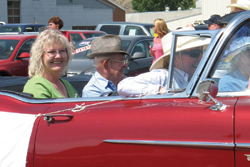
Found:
[95,22,154,36]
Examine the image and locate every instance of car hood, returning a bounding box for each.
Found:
[0,59,13,66]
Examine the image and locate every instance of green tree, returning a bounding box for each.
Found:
[132,0,195,12]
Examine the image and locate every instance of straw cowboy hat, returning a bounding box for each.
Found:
[150,27,211,71]
[227,0,250,11]
[87,34,129,59]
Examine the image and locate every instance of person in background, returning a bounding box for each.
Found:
[227,0,250,12]
[23,29,78,98]
[149,18,169,64]
[118,28,211,97]
[219,37,250,92]
[82,35,129,97]
[48,16,75,50]
[204,14,223,30]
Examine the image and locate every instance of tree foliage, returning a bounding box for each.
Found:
[131,0,195,12]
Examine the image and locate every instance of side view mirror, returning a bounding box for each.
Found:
[130,52,146,60]
[18,52,30,59]
[197,79,226,111]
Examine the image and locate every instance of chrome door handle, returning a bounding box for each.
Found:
[43,114,74,123]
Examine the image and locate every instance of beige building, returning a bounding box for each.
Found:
[126,0,235,30]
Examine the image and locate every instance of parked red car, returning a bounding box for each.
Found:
[2,10,250,167]
[0,34,37,76]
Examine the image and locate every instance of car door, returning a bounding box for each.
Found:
[32,95,235,167]
[12,38,35,76]
[207,16,250,166]
[126,39,153,76]
[197,11,250,166]
[234,96,250,166]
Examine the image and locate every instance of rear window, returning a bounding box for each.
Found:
[100,25,120,35]
[0,26,22,33]
[144,25,154,36]
[37,26,46,32]
[83,32,106,39]
[0,40,19,59]
[24,27,35,32]
[124,26,146,36]
[70,33,83,44]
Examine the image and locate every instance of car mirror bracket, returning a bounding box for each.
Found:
[197,79,226,111]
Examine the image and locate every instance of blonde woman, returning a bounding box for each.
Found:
[149,18,169,64]
[23,29,78,98]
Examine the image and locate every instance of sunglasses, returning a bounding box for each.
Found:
[181,49,203,58]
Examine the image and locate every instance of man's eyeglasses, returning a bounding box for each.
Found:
[45,49,67,58]
[108,59,128,66]
[181,49,203,58]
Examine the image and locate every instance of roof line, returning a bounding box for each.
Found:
[107,0,125,11]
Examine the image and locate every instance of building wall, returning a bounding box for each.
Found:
[0,1,8,23]
[126,0,233,30]
[126,8,202,30]
[0,0,121,30]
[20,0,114,29]
[103,0,125,21]
[202,0,231,20]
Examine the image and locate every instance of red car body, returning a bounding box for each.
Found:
[2,11,250,167]
[0,34,37,76]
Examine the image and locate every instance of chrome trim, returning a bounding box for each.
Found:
[236,143,250,149]
[103,139,234,149]
[0,91,55,104]
[0,88,192,104]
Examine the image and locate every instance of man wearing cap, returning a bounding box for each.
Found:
[227,0,250,12]
[204,14,223,30]
[82,35,129,97]
[117,28,211,97]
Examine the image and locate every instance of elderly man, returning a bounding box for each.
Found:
[117,28,211,97]
[82,35,129,97]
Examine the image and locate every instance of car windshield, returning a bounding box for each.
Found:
[168,35,211,91]
[0,40,19,60]
[144,25,154,36]
[0,26,22,33]
[73,40,131,60]
[83,32,106,38]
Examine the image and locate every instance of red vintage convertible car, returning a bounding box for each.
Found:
[1,11,250,167]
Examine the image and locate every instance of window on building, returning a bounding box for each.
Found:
[72,26,96,30]
[8,0,20,23]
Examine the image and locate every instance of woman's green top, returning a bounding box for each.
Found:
[23,76,79,98]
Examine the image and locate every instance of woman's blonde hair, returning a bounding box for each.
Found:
[154,18,169,36]
[28,29,73,78]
